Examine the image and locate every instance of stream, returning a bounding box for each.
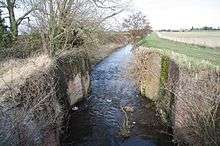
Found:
[61,45,174,146]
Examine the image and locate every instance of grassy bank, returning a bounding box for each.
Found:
[140,33,220,67]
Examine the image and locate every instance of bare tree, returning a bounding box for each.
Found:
[123,12,152,44]
[0,0,36,40]
[28,0,128,57]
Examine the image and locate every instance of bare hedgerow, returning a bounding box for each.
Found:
[130,47,220,145]
[23,0,130,57]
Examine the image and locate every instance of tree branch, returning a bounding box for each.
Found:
[3,16,10,19]
[90,0,117,10]
[16,8,36,25]
[100,9,124,23]
[0,1,7,8]
[11,0,16,6]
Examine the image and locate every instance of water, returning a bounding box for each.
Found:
[61,45,173,146]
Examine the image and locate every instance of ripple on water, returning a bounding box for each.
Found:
[61,45,174,146]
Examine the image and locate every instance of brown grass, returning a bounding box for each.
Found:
[0,55,51,87]
[0,54,64,145]
[0,66,63,145]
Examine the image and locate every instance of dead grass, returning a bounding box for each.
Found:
[0,55,51,89]
[0,54,63,145]
[0,67,63,145]
[173,68,220,145]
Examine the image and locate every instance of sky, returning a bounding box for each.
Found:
[2,0,220,31]
[130,0,220,30]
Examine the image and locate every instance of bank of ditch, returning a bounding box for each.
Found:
[0,43,123,145]
[132,33,220,145]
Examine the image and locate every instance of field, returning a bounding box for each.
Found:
[157,31,220,48]
[141,33,220,66]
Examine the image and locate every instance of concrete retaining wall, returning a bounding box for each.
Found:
[56,51,91,106]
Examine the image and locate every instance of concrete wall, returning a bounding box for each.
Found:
[56,52,91,106]
[139,52,161,100]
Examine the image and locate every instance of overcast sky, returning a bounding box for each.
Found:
[2,0,220,30]
[131,0,220,30]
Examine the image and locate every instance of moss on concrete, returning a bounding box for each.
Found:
[156,55,173,125]
[158,55,170,98]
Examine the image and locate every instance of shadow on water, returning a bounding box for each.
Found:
[61,45,174,146]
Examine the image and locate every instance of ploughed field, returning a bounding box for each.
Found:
[157,31,220,48]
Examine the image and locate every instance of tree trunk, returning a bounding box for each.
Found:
[6,0,18,40]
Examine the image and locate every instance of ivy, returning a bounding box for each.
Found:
[0,10,12,48]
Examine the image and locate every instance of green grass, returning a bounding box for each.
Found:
[140,33,220,66]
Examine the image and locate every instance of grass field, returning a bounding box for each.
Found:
[157,31,220,48]
[140,33,220,66]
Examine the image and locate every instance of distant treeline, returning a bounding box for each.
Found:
[159,26,220,32]
[190,26,220,31]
